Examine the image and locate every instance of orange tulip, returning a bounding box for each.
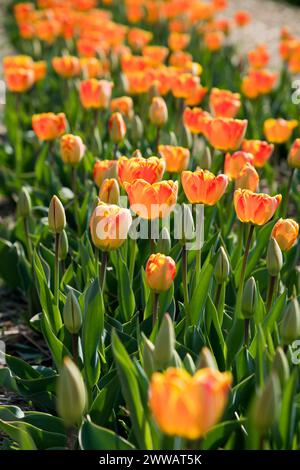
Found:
[3,55,33,71]
[203,117,248,151]
[172,73,200,99]
[185,84,208,106]
[234,189,282,225]
[32,113,67,141]
[124,179,178,219]
[33,61,47,82]
[248,44,270,69]
[145,253,176,292]
[182,169,228,205]
[204,31,224,51]
[111,96,134,118]
[272,218,299,252]
[149,97,168,127]
[52,56,80,78]
[183,107,211,134]
[108,112,126,143]
[5,67,34,92]
[235,163,259,192]
[288,139,300,168]
[264,118,298,144]
[60,134,85,165]
[128,28,153,51]
[209,88,241,118]
[149,367,232,440]
[158,145,190,173]
[234,11,251,27]
[118,156,165,187]
[89,202,132,251]
[99,178,120,205]
[242,140,274,168]
[79,79,113,109]
[93,160,117,188]
[143,46,169,67]
[224,151,254,180]
[168,32,190,52]
[80,57,103,79]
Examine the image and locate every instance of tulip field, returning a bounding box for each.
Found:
[1,0,300,456]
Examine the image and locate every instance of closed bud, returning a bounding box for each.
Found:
[280,297,300,345]
[272,347,289,388]
[99,178,120,205]
[241,276,258,319]
[18,187,31,218]
[131,149,142,159]
[149,97,168,127]
[48,195,66,233]
[148,83,159,101]
[119,73,128,94]
[60,134,85,166]
[56,357,87,427]
[183,353,196,375]
[142,334,155,378]
[108,112,126,143]
[156,227,171,255]
[267,237,283,276]
[154,313,175,369]
[170,350,182,368]
[58,229,69,261]
[131,114,144,141]
[214,247,230,284]
[169,131,178,146]
[199,146,212,170]
[63,291,82,334]
[252,373,280,434]
[197,347,218,370]
[178,123,192,149]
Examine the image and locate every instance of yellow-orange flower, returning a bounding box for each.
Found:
[149,97,168,127]
[182,169,228,205]
[149,367,232,440]
[124,179,178,219]
[235,163,259,192]
[111,96,133,118]
[168,32,190,51]
[242,140,274,168]
[248,44,270,69]
[60,134,85,165]
[33,61,47,82]
[209,88,241,118]
[4,67,34,92]
[93,160,117,188]
[234,189,282,225]
[52,56,80,78]
[172,73,200,99]
[271,218,299,252]
[203,117,248,151]
[146,253,176,292]
[99,178,120,205]
[89,202,132,251]
[185,85,208,106]
[234,11,251,27]
[224,151,254,180]
[108,112,126,143]
[118,156,165,187]
[128,28,153,51]
[288,139,300,168]
[158,145,190,173]
[79,79,113,109]
[204,31,224,51]
[32,113,67,141]
[143,46,169,67]
[264,118,298,144]
[80,57,103,79]
[183,107,211,134]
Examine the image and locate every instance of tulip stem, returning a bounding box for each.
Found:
[152,292,159,327]
[244,318,250,347]
[266,275,277,312]
[282,167,295,217]
[99,251,108,292]
[113,143,119,159]
[236,224,255,314]
[71,333,78,366]
[182,245,190,320]
[54,232,60,306]
[129,238,136,283]
[23,216,32,262]
[155,126,161,153]
[195,247,201,288]
[215,283,222,311]
[71,166,80,233]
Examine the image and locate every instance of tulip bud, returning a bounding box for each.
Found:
[99,178,120,205]
[63,291,82,334]
[266,237,283,276]
[18,187,31,218]
[131,114,144,141]
[148,83,159,101]
[169,131,178,146]
[149,97,168,127]
[154,313,175,369]
[178,123,192,149]
[241,277,258,319]
[119,73,128,94]
[142,334,155,378]
[108,112,126,143]
[272,347,289,388]
[214,247,230,284]
[58,229,69,261]
[181,203,195,244]
[170,350,182,368]
[156,227,171,255]
[252,373,280,434]
[280,298,300,345]
[56,357,87,427]
[146,253,177,293]
[131,149,142,159]
[183,353,196,375]
[199,146,212,170]
[60,134,85,166]
[197,347,218,370]
[48,195,66,233]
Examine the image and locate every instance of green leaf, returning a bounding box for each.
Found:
[279,370,298,449]
[40,312,70,369]
[189,262,214,325]
[116,254,136,322]
[202,419,247,450]
[79,418,135,450]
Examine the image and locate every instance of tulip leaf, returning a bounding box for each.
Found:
[202,418,247,450]
[189,262,214,325]
[79,418,135,450]
[116,254,136,322]
[279,370,298,449]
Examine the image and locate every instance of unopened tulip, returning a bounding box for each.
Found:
[288,139,300,168]
[224,151,254,180]
[241,277,258,319]
[214,247,230,285]
[182,169,228,205]
[63,291,82,335]
[142,334,155,377]
[197,347,217,370]
[56,357,87,427]
[108,112,126,143]
[60,134,85,165]
[131,114,144,141]
[280,298,300,345]
[48,196,66,233]
[158,145,190,173]
[18,187,31,218]
[93,160,117,188]
[272,348,289,388]
[149,367,232,439]
[90,202,132,251]
[235,163,259,192]
[234,189,281,225]
[149,97,168,127]
[79,79,113,109]
[146,253,176,292]
[242,139,274,168]
[32,113,67,141]
[157,227,171,255]
[154,313,175,369]
[124,179,178,220]
[117,156,165,187]
[209,88,241,118]
[266,237,283,276]
[264,118,298,144]
[58,229,69,261]
[271,218,299,252]
[199,146,212,170]
[252,373,280,434]
[203,117,248,151]
[99,178,120,205]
